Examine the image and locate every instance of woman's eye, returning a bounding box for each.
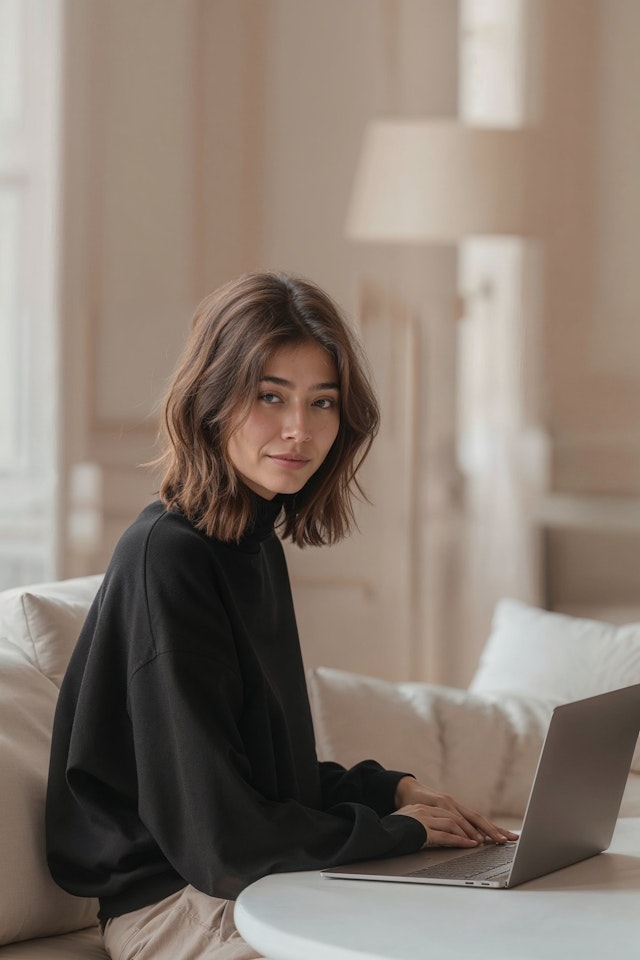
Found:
[313,398,335,409]
[259,392,281,404]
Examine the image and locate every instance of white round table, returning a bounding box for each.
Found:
[235,818,640,960]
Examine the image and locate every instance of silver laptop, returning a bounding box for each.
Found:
[322,683,640,888]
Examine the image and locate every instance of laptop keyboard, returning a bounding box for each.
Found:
[405,843,517,881]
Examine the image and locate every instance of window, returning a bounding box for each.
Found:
[0,0,62,588]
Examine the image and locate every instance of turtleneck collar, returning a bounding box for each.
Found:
[239,492,290,547]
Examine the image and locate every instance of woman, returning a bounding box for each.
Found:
[46,272,515,960]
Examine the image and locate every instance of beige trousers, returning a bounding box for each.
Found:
[102,884,263,960]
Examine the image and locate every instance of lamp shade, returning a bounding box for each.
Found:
[346,119,531,243]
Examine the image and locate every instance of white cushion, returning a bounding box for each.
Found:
[0,640,98,946]
[308,667,443,791]
[470,598,640,772]
[307,666,556,817]
[0,576,102,688]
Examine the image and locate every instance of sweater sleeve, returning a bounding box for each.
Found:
[128,649,425,901]
[318,760,413,817]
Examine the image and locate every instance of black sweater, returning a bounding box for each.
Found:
[46,498,426,918]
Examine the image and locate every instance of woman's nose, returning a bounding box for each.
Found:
[282,406,311,442]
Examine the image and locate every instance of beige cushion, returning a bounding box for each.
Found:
[0,576,102,688]
[0,927,106,959]
[307,666,556,817]
[0,640,98,946]
[470,598,640,772]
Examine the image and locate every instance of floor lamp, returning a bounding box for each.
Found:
[346,119,529,243]
[345,117,534,684]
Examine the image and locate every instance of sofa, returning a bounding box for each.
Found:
[1,576,639,958]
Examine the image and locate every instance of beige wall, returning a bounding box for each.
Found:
[537,1,640,621]
[57,0,640,684]
[542,0,640,495]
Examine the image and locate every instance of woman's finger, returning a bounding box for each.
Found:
[426,803,495,842]
[398,786,513,842]
[394,805,485,845]
[457,805,519,842]
[424,817,483,844]
[423,826,480,848]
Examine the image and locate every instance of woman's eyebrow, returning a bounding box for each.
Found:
[260,375,340,391]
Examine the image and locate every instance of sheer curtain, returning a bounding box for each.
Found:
[0,0,63,588]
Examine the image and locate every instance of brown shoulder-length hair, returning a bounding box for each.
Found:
[155,271,380,546]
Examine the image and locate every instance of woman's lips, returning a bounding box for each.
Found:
[268,454,311,469]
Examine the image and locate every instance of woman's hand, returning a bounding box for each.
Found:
[392,776,519,849]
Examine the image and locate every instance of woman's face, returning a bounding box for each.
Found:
[227,341,341,500]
